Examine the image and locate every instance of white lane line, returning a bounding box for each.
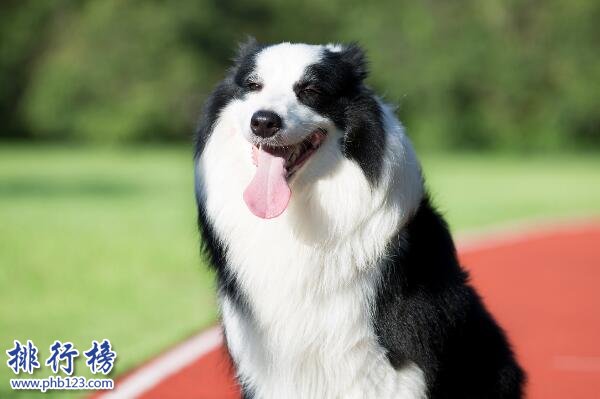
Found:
[554,356,600,372]
[95,326,223,399]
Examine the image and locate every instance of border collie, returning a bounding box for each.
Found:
[194,40,524,399]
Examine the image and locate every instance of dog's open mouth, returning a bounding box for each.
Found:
[243,129,326,219]
[252,129,327,178]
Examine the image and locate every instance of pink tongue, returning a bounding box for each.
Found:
[243,146,291,219]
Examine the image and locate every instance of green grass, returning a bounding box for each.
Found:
[0,145,215,399]
[420,153,600,230]
[0,145,599,398]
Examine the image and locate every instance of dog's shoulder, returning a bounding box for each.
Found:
[373,196,525,398]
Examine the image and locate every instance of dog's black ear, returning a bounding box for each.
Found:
[234,36,260,63]
[339,43,368,81]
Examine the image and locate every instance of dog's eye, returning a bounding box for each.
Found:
[245,81,263,91]
[302,85,322,95]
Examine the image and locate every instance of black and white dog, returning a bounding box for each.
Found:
[194,40,524,399]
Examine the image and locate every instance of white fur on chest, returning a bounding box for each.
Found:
[197,101,426,398]
[221,268,426,399]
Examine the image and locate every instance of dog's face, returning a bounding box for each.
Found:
[234,43,338,151]
[206,41,385,219]
[197,41,405,224]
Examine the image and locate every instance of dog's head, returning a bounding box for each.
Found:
[197,40,419,223]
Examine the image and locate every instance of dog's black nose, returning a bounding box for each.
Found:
[250,110,282,138]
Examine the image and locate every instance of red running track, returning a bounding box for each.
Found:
[461,223,600,399]
[96,222,600,398]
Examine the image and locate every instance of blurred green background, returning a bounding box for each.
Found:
[1,1,599,398]
[2,0,599,149]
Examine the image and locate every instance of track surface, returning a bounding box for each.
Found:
[95,222,600,399]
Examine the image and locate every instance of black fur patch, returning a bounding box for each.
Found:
[296,44,386,184]
[194,37,263,158]
[193,81,238,158]
[373,196,525,398]
[232,37,265,92]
